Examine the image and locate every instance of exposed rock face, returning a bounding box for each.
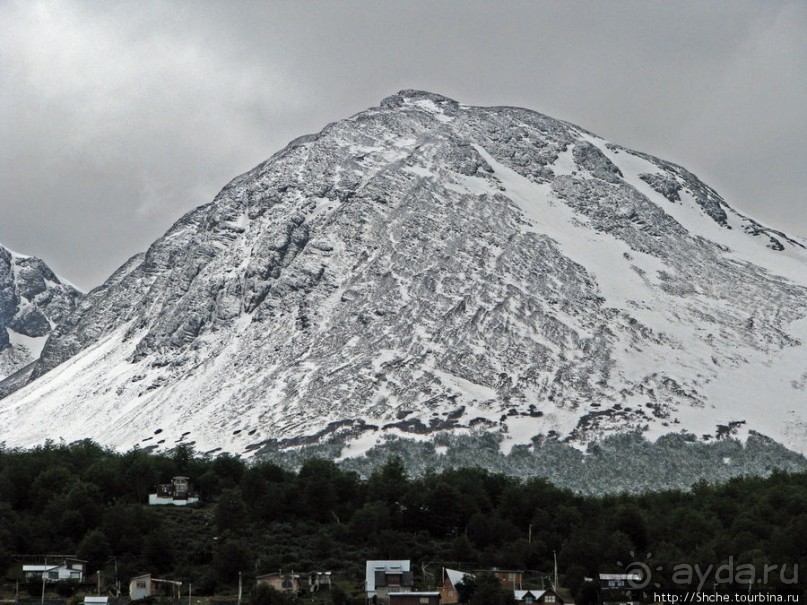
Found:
[1,91,805,465]
[0,245,81,381]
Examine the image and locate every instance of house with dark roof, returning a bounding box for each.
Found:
[514,588,564,605]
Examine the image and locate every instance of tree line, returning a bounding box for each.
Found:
[0,440,805,602]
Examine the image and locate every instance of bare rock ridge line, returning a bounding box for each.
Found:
[0,90,805,469]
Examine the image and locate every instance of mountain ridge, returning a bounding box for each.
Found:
[0,243,81,382]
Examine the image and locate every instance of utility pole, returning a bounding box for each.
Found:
[41,564,59,605]
[237,571,242,605]
[553,551,558,591]
[40,561,61,605]
[188,582,192,605]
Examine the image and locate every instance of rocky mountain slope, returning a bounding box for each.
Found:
[1,91,805,465]
[0,244,80,382]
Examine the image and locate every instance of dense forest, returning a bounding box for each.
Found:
[0,440,805,603]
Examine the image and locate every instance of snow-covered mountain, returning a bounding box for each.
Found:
[1,90,806,463]
[0,244,80,382]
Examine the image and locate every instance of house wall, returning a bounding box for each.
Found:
[129,577,152,600]
[257,575,299,592]
[493,571,522,589]
[439,584,458,604]
[376,586,414,604]
[389,595,440,605]
[148,494,199,506]
[308,573,331,592]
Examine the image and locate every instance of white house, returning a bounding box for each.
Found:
[130,574,182,601]
[148,476,199,506]
[23,559,86,583]
[365,560,413,604]
[130,574,154,601]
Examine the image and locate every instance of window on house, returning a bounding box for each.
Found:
[545,596,556,603]
[137,582,147,589]
[420,599,430,604]
[48,572,59,579]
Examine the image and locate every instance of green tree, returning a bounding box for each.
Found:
[330,585,350,605]
[460,573,516,605]
[213,453,246,488]
[77,529,111,573]
[612,504,648,551]
[144,530,175,572]
[367,456,408,507]
[470,574,516,605]
[216,488,247,533]
[456,574,478,603]
[214,539,250,586]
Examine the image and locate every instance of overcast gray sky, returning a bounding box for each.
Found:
[1,0,804,291]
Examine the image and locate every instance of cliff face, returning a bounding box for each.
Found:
[1,91,805,461]
[0,244,81,381]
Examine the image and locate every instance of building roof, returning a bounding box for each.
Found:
[256,572,300,579]
[23,557,87,572]
[84,598,109,604]
[515,590,546,600]
[599,573,641,581]
[365,560,411,592]
[445,569,472,588]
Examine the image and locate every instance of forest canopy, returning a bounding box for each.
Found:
[0,440,805,601]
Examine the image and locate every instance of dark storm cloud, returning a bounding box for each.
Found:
[1,0,804,290]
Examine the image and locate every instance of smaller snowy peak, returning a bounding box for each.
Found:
[381,89,460,109]
[0,244,81,381]
[380,90,460,122]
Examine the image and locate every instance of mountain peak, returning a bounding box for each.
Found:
[1,95,805,471]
